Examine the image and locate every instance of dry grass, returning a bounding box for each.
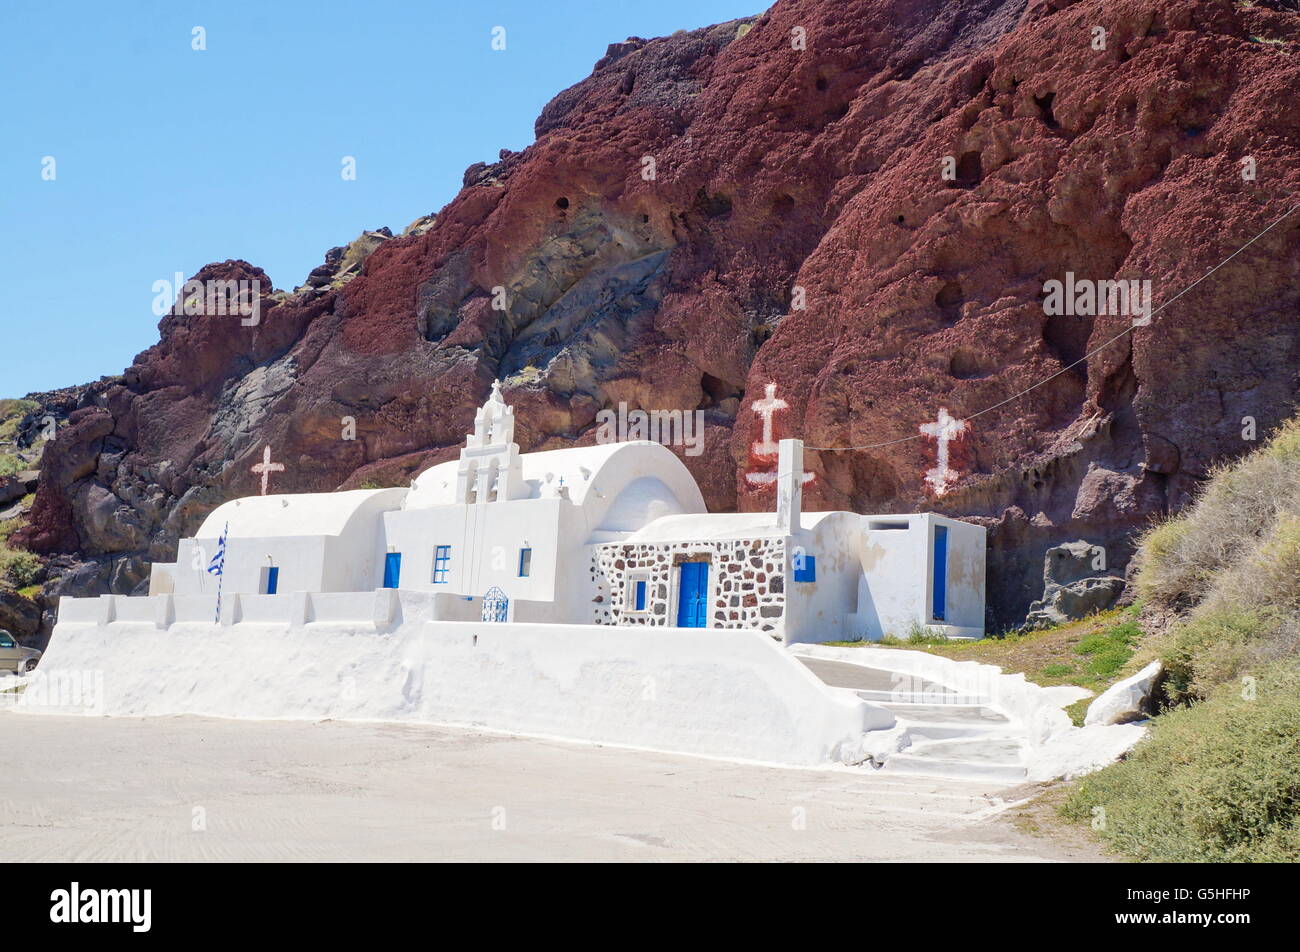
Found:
[1057,413,1300,861]
[1137,417,1300,614]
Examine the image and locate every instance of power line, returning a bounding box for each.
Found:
[801,197,1300,453]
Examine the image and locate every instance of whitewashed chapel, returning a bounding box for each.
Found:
[149,383,986,642]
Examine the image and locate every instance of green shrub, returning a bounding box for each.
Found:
[1064,415,1300,861]
[0,398,37,442]
[1137,418,1300,612]
[1063,660,1300,862]
[2,551,41,587]
[1162,605,1278,704]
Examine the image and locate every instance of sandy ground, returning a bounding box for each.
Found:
[0,713,1108,862]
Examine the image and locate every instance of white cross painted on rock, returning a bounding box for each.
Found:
[745,383,814,487]
[250,444,285,495]
[750,383,788,457]
[919,407,969,496]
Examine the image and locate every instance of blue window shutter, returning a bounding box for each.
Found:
[932,526,948,621]
[634,580,647,611]
[383,552,402,589]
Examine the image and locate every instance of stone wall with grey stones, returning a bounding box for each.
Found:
[590,538,786,636]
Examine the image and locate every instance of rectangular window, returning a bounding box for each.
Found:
[518,547,532,577]
[625,573,650,613]
[793,555,817,583]
[260,565,279,595]
[432,545,451,584]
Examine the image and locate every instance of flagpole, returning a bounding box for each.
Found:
[211,521,228,624]
[214,564,224,624]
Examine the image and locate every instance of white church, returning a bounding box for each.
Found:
[34,387,1154,778]
[148,383,986,643]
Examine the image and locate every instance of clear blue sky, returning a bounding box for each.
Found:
[0,0,760,396]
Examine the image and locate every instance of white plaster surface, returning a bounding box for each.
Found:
[1026,723,1149,782]
[1084,660,1163,726]
[28,596,892,767]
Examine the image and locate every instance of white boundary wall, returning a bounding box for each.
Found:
[26,593,894,767]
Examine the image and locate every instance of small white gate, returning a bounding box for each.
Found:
[482,587,509,623]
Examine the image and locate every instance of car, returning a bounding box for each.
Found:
[0,629,40,675]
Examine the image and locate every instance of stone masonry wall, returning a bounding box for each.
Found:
[591,538,785,636]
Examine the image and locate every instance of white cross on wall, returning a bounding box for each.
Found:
[250,444,285,495]
[750,383,788,457]
[919,407,969,496]
[745,383,814,486]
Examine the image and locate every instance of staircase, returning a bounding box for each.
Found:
[795,656,1033,782]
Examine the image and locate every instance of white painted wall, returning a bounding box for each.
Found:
[783,512,862,645]
[381,497,565,604]
[174,488,407,596]
[35,593,895,767]
[847,514,986,641]
[933,515,986,633]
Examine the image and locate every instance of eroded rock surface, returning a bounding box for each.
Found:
[13,0,1300,632]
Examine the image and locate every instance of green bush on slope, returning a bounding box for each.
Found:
[1064,415,1300,861]
[1063,661,1300,862]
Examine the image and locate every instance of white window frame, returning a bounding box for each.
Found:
[625,571,651,614]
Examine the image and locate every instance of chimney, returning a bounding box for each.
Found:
[777,438,803,534]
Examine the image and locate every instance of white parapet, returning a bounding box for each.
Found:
[27,593,897,767]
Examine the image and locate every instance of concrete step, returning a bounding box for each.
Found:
[882,736,1029,782]
[855,688,991,705]
[794,653,1033,781]
[879,701,1012,741]
[874,702,1006,722]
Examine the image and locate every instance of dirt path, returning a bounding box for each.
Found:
[0,713,1108,862]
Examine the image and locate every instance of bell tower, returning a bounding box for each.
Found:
[456,381,526,503]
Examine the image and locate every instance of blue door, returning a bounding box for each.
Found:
[265,566,279,595]
[383,552,402,589]
[676,561,709,628]
[932,526,948,622]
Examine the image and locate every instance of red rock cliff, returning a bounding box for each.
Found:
[17,0,1300,629]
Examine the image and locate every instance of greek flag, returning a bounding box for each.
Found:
[207,523,228,576]
[209,522,228,624]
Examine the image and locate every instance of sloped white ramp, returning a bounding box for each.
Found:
[21,591,896,768]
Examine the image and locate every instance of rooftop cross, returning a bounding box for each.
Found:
[919,407,969,497]
[251,444,285,496]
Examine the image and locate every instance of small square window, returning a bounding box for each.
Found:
[259,566,279,595]
[625,573,650,613]
[518,547,532,577]
[793,555,816,583]
[432,545,451,584]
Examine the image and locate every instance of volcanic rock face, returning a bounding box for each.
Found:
[16,0,1300,632]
